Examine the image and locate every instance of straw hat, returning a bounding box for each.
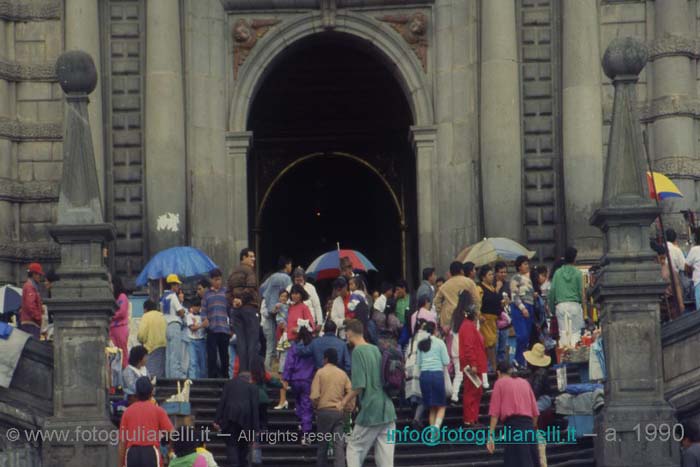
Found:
[524,343,551,367]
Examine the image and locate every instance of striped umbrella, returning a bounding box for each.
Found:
[456,237,536,267]
[306,249,378,280]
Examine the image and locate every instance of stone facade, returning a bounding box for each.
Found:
[0,0,699,283]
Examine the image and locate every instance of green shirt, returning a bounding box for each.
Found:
[548,265,583,310]
[169,452,201,467]
[395,296,410,325]
[351,344,396,426]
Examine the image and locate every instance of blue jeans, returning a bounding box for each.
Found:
[496,328,510,363]
[694,282,700,311]
[188,339,207,379]
[228,334,237,378]
[511,303,533,367]
[166,322,187,379]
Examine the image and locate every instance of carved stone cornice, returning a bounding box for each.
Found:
[0,0,61,21]
[639,95,700,122]
[0,59,56,82]
[0,118,62,141]
[653,157,700,179]
[220,0,434,10]
[377,12,428,71]
[0,180,59,203]
[232,18,281,79]
[0,241,60,262]
[648,34,700,60]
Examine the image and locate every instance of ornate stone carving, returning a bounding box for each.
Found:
[648,34,700,60]
[0,118,62,141]
[0,241,60,262]
[0,59,56,81]
[0,180,59,203]
[232,18,281,79]
[0,0,60,21]
[378,12,428,71]
[640,95,700,122]
[653,156,700,179]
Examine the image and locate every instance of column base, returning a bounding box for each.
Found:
[594,403,679,467]
[42,418,118,467]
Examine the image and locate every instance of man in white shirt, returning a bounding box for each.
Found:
[685,230,700,310]
[186,297,206,379]
[373,282,393,314]
[666,228,686,274]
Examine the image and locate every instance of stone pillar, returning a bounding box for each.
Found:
[145,0,187,254]
[65,0,105,205]
[226,131,252,263]
[44,51,117,467]
[480,0,523,241]
[591,38,677,467]
[650,0,697,234]
[0,18,14,283]
[562,0,604,260]
[410,125,437,272]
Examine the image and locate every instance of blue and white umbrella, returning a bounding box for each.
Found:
[0,285,22,316]
[135,246,219,287]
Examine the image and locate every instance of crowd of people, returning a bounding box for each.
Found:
[12,243,611,467]
[103,244,603,467]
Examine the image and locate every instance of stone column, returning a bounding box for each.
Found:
[226,131,252,262]
[44,51,117,467]
[0,18,14,282]
[649,0,697,234]
[65,0,105,205]
[145,0,187,253]
[562,0,604,260]
[591,38,677,467]
[480,0,523,241]
[410,125,437,272]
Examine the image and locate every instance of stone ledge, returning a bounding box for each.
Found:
[0,118,62,142]
[0,0,61,21]
[0,180,59,202]
[0,241,59,262]
[639,95,700,123]
[653,157,700,179]
[648,34,700,61]
[220,0,433,10]
[0,58,57,82]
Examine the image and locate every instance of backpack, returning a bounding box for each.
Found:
[380,346,404,397]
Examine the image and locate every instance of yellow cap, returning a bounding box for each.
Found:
[166,274,182,284]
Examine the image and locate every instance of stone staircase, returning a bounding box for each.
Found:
[156,367,595,467]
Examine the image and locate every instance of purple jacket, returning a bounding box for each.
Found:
[282,344,315,383]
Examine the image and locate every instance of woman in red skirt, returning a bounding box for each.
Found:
[457,291,488,425]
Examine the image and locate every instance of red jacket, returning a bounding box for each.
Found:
[458,320,488,375]
[286,302,315,341]
[20,279,43,326]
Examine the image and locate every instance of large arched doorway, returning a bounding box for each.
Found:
[248,32,418,286]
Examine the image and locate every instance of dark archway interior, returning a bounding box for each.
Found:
[259,155,401,286]
[249,32,417,289]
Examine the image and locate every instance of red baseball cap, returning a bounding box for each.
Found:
[28,263,45,275]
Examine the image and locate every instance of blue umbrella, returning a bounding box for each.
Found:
[0,285,22,316]
[136,247,218,287]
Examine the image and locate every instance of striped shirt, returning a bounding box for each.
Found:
[201,287,229,334]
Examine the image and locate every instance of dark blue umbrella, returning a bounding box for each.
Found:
[136,247,218,287]
[0,285,22,316]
